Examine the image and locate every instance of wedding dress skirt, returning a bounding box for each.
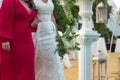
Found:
[34,15,65,80]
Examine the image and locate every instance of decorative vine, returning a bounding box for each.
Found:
[53,0,80,58]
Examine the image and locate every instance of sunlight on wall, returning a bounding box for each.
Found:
[113,0,120,10]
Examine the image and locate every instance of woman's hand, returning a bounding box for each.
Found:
[31,17,42,28]
[2,42,10,51]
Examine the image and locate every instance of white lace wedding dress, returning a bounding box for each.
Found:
[33,0,65,80]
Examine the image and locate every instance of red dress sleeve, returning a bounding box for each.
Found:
[0,0,15,40]
[30,9,38,32]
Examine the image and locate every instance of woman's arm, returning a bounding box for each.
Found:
[0,0,16,51]
[30,9,41,32]
[51,12,59,36]
[31,17,40,28]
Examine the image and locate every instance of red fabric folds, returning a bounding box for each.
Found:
[0,0,14,39]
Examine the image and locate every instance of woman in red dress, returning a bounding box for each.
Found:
[0,0,39,80]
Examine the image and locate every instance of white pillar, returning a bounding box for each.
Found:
[77,0,100,80]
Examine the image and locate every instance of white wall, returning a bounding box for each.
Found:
[107,0,120,37]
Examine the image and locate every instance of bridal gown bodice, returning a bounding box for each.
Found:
[35,0,56,37]
[34,0,65,80]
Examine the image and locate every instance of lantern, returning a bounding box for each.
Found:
[116,8,120,26]
[96,2,108,23]
[78,20,82,30]
[92,50,107,80]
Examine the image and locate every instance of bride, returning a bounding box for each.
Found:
[33,0,65,80]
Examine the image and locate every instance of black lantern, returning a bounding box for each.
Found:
[78,23,82,30]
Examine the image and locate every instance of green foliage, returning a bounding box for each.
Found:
[53,0,69,33]
[55,36,67,58]
[71,5,80,20]
[53,0,80,33]
[56,27,80,59]
[93,0,108,6]
[53,0,80,58]
[63,28,80,51]
[94,23,112,41]
[63,0,80,26]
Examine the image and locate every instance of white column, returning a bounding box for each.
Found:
[77,0,100,80]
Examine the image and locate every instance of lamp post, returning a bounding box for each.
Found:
[77,0,100,80]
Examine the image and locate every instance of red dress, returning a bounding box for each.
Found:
[0,0,36,80]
